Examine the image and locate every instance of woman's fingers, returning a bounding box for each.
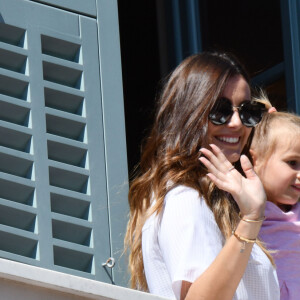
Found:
[200,144,233,174]
[199,156,228,189]
[206,172,226,189]
[240,155,257,180]
[199,146,238,193]
[199,154,220,176]
[199,144,253,199]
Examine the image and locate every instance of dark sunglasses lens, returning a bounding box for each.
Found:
[209,98,232,125]
[240,102,266,127]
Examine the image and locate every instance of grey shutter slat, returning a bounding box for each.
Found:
[0,0,127,284]
[29,0,97,17]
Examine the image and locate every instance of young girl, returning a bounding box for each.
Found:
[250,112,300,300]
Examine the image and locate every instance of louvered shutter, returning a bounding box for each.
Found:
[0,0,128,285]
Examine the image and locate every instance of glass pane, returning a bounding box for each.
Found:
[199,0,286,109]
[265,76,287,111]
[199,0,283,76]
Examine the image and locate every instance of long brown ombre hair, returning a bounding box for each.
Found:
[125,52,273,290]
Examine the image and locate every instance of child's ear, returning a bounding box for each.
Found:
[249,149,264,171]
[249,149,258,166]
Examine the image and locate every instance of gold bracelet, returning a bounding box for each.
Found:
[233,231,257,243]
[233,231,257,253]
[239,212,266,223]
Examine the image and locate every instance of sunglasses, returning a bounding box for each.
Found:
[208,97,267,127]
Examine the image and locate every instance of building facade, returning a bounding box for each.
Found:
[0,0,299,297]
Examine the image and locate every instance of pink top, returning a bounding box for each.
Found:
[260,201,300,300]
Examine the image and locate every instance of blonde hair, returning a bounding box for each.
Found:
[125,52,274,290]
[251,111,300,163]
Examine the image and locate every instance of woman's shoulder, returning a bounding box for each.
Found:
[165,184,200,201]
[164,184,210,216]
[143,185,211,232]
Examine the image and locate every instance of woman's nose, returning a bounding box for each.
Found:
[227,109,243,128]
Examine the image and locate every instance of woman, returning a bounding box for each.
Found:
[125,52,279,300]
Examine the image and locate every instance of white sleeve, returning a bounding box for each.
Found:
[158,186,225,299]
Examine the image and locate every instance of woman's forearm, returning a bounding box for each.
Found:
[183,220,262,300]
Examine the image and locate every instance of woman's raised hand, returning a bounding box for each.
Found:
[199,144,266,219]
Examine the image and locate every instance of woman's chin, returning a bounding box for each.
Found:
[224,151,241,164]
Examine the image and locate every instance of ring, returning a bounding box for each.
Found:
[228,166,235,172]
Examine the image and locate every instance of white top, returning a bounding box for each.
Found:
[142,185,279,300]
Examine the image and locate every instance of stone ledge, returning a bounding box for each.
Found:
[0,258,169,300]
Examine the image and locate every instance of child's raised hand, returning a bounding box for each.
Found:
[199,144,266,219]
